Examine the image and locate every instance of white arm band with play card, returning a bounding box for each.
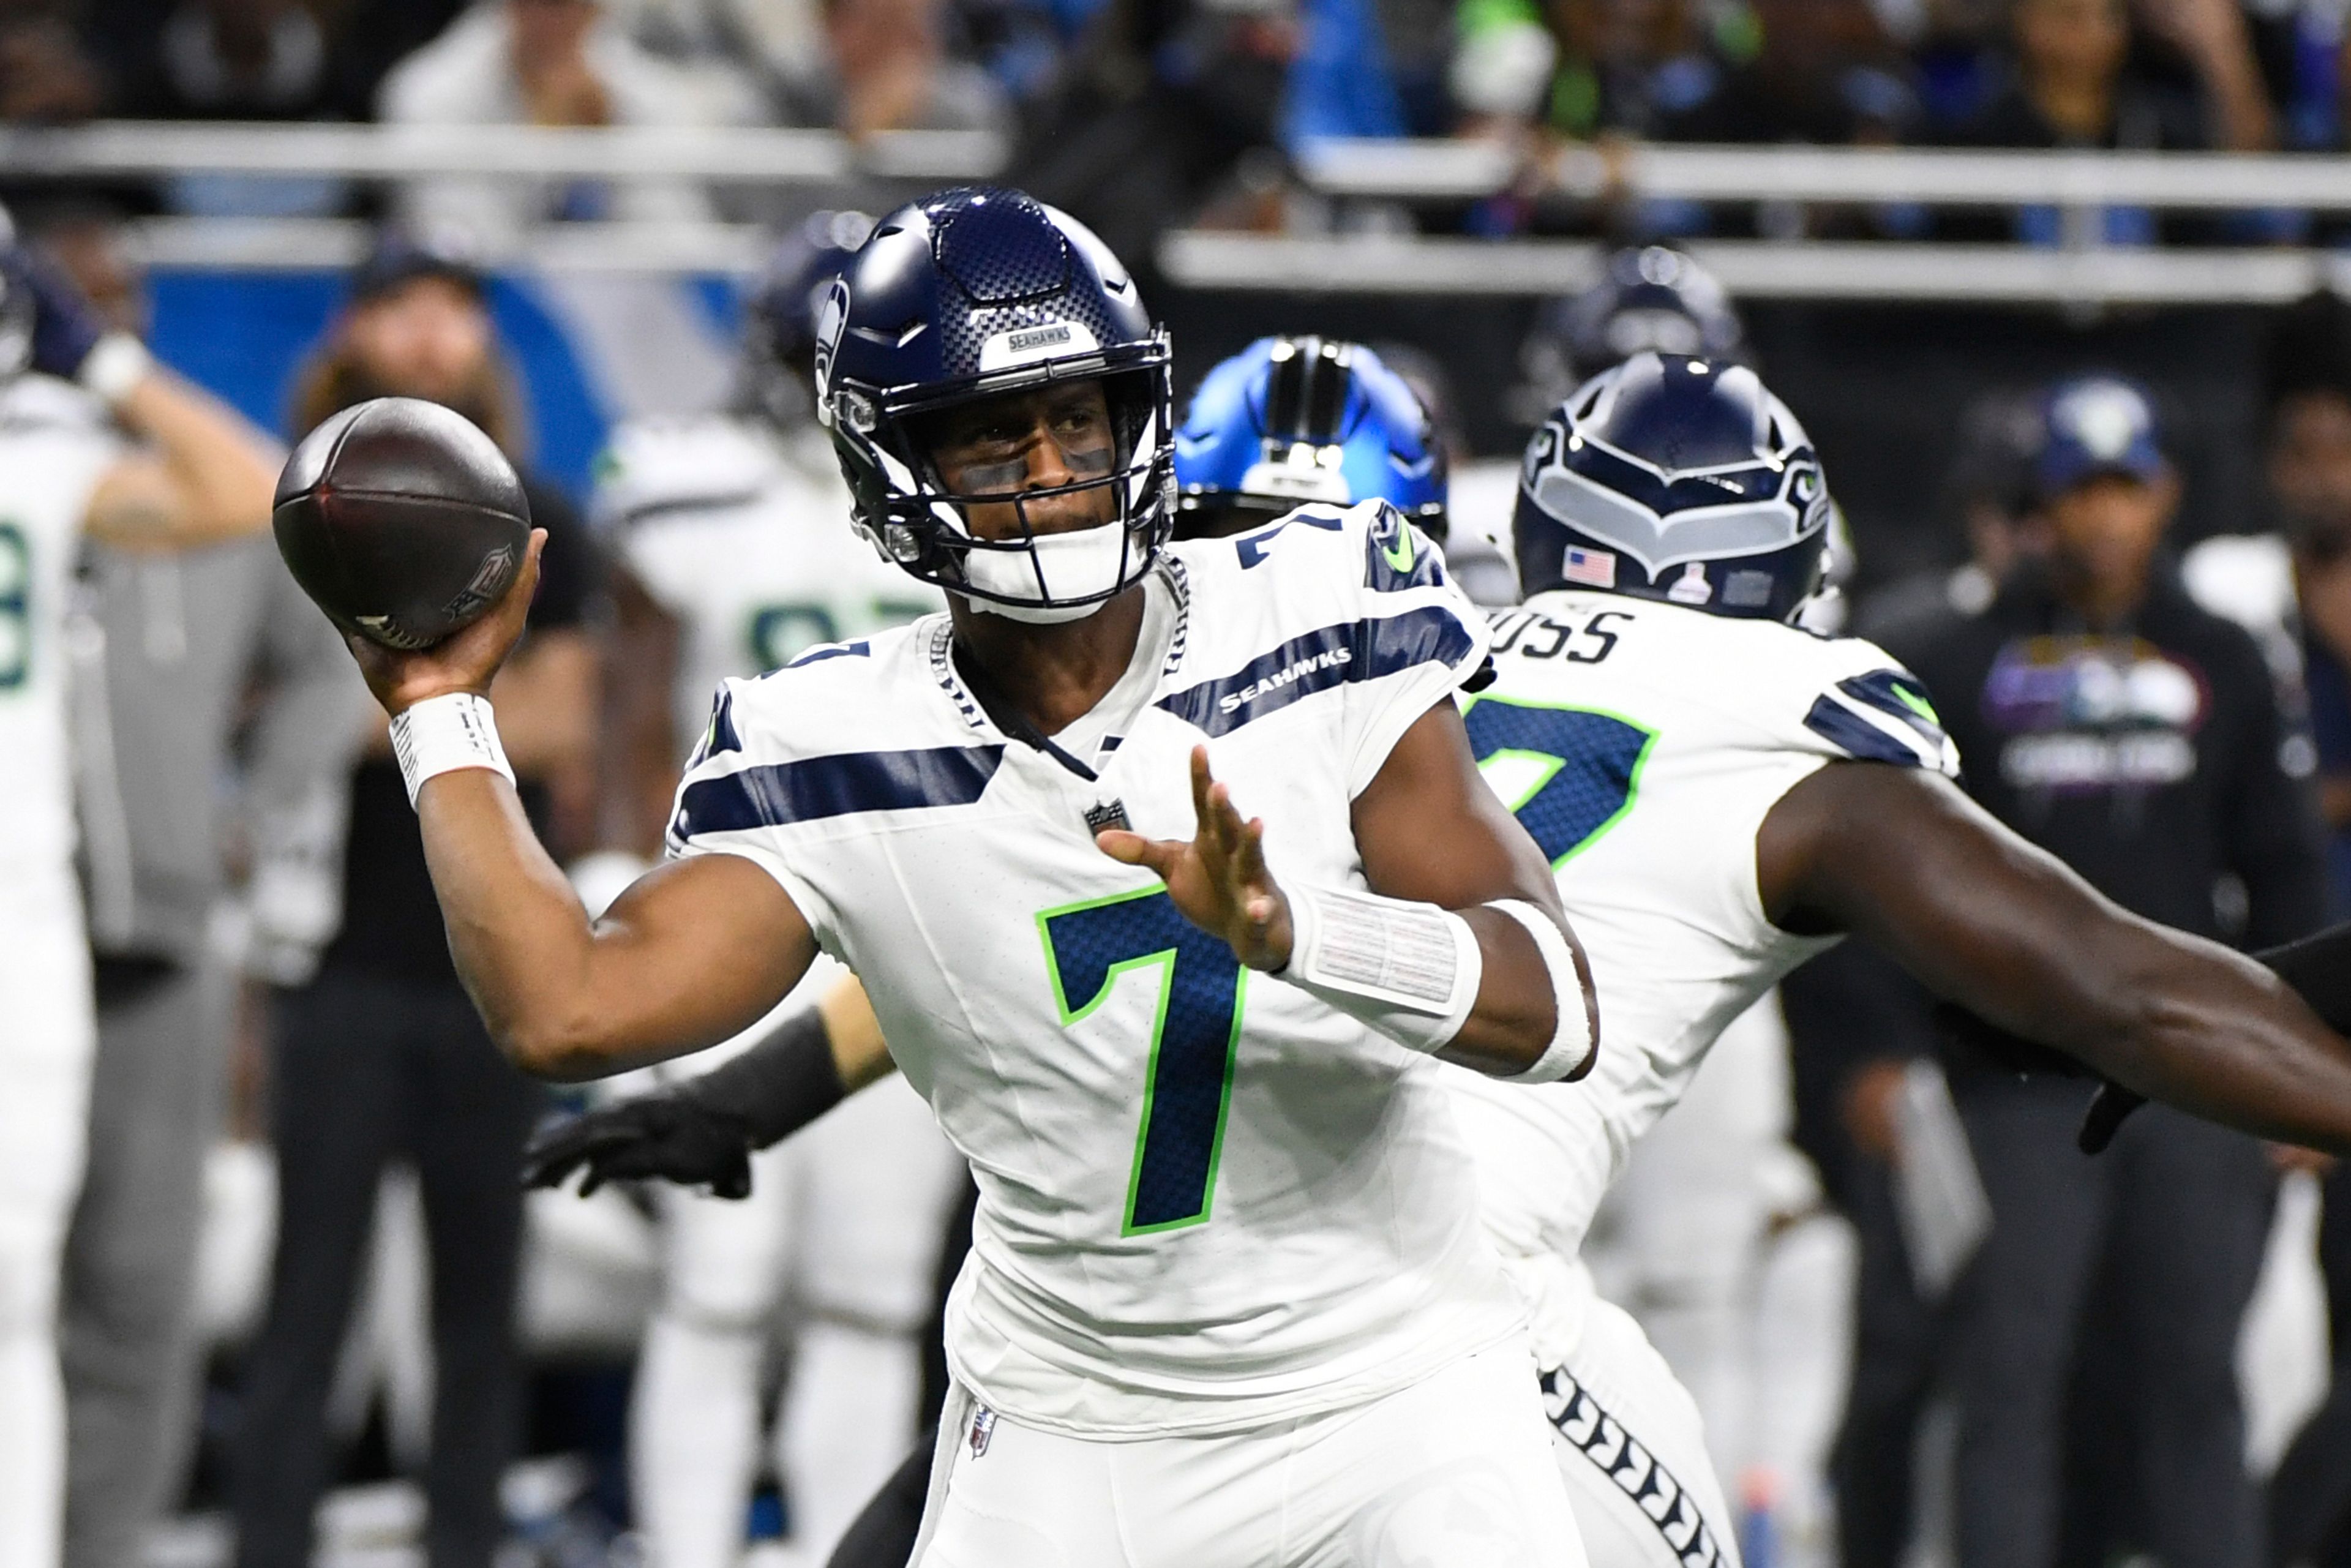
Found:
[1281,883,1482,1056]
[1281,885,1594,1083]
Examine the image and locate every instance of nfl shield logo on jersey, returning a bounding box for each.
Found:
[969,1406,997,1458]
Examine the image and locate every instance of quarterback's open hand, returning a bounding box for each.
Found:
[521,1090,756,1200]
[348,528,544,717]
[1097,745,1294,971]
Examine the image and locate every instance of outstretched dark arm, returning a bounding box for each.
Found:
[1758,761,2351,1154]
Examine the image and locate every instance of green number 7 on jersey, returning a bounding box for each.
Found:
[1040,887,1248,1236]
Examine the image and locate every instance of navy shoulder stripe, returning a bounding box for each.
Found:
[787,640,872,668]
[1157,606,1474,738]
[673,744,1004,836]
[1803,697,1927,768]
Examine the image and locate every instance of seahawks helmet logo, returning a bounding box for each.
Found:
[811,276,851,419]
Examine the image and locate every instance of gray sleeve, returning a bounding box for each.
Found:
[241,557,375,980]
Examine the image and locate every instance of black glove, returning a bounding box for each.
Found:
[2078,1083,2148,1155]
[522,1092,758,1200]
[0,244,108,380]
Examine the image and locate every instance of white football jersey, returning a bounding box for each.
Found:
[1445,588,1959,1355]
[593,415,941,740]
[667,501,1525,1437]
[0,377,120,893]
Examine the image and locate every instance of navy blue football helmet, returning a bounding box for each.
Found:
[816,187,1172,621]
[741,209,872,430]
[1512,247,1747,428]
[1516,353,1831,622]
[1172,336,1447,541]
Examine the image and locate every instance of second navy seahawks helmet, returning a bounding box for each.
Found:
[816,187,1173,623]
[1512,247,1747,427]
[1516,352,1831,623]
[742,209,872,430]
[1172,336,1446,541]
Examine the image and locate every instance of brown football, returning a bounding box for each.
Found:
[273,397,531,650]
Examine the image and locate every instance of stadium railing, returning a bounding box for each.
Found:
[0,121,1004,185]
[1295,137,2351,211]
[1154,232,2351,306]
[12,122,2351,305]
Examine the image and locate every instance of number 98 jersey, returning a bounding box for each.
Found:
[0,380,121,891]
[1445,588,1960,1358]
[593,415,941,737]
[666,501,1527,1439]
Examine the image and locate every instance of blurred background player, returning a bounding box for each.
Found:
[42,209,372,1568]
[1453,246,1756,595]
[588,211,964,1568]
[1880,375,2323,1568]
[2161,292,2351,1568]
[230,233,602,1568]
[0,205,281,1568]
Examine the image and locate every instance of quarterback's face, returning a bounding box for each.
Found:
[921,379,1120,540]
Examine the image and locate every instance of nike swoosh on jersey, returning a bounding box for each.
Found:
[673,743,1006,835]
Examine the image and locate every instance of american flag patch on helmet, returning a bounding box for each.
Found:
[1562,547,1617,588]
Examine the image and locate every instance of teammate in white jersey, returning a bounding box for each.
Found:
[0,219,280,1568]
[591,216,961,1568]
[344,187,1598,1566]
[1443,352,2351,1567]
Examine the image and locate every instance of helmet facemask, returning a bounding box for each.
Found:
[835,355,1174,625]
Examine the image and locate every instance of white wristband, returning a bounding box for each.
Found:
[390,692,515,808]
[77,332,152,407]
[1281,883,1482,1056]
[1487,899,1596,1084]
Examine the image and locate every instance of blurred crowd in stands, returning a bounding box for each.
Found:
[4,0,2351,246]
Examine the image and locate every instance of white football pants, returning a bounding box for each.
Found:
[0,879,96,1568]
[1542,1289,1742,1568]
[1589,997,1790,1488]
[632,1070,962,1568]
[911,1341,1589,1568]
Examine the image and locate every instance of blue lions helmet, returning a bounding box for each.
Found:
[743,209,872,430]
[1515,353,1831,623]
[816,187,1173,623]
[1172,336,1447,541]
